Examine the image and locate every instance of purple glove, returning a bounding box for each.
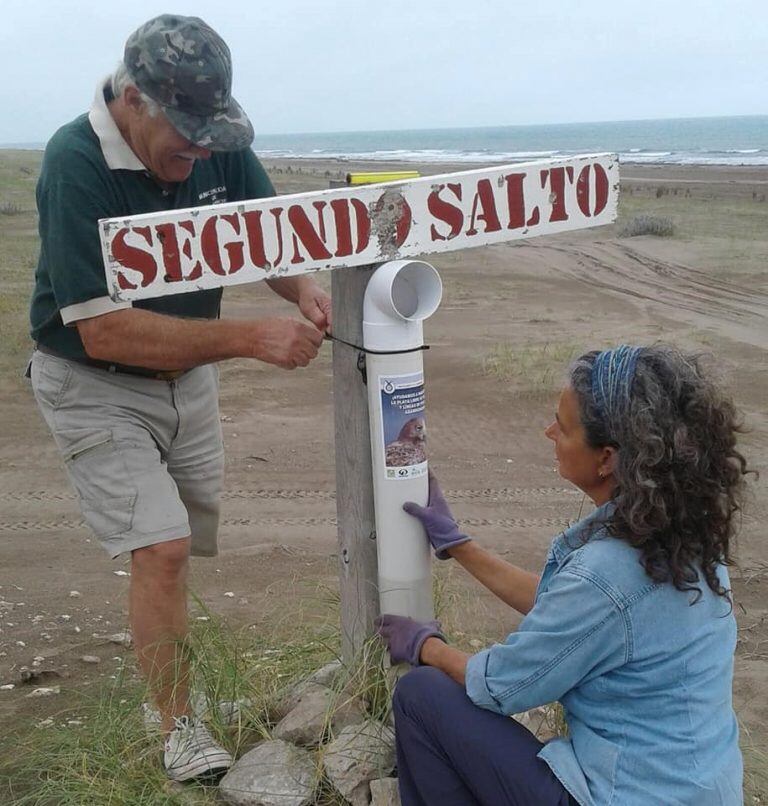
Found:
[403,471,472,560]
[374,615,446,666]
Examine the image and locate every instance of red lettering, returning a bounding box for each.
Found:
[466,179,502,236]
[351,198,371,253]
[219,214,245,274]
[504,173,526,229]
[289,202,333,265]
[200,215,244,275]
[269,208,285,268]
[577,163,610,217]
[241,211,268,268]
[155,221,204,282]
[428,183,463,241]
[112,226,157,290]
[330,198,352,257]
[541,167,574,223]
[329,198,372,256]
[178,220,202,280]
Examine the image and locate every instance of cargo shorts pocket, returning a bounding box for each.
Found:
[61,429,137,540]
[31,353,73,411]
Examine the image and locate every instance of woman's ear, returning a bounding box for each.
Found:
[599,446,618,479]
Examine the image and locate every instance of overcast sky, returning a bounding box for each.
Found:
[1,0,766,143]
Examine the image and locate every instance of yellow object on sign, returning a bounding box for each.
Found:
[347,171,421,186]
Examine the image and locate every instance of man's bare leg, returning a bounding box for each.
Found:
[129,537,192,734]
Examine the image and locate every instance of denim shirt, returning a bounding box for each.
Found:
[465,504,743,805]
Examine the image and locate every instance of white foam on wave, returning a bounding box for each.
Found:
[254,145,768,167]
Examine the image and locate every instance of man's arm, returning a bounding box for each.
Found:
[448,542,540,616]
[267,276,332,332]
[76,308,323,370]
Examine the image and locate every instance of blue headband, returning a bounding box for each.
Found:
[591,345,643,429]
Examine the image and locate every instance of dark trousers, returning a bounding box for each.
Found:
[393,667,579,806]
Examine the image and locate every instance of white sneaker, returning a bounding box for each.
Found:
[163,715,232,781]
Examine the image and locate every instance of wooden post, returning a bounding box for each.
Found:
[331,264,380,665]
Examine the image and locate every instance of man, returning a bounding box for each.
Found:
[28,14,330,781]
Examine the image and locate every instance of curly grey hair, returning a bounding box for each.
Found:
[569,344,750,601]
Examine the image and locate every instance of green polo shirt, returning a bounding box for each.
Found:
[30,84,274,363]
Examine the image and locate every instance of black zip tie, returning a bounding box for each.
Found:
[323,333,430,356]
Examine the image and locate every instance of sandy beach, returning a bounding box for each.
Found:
[1,152,766,790]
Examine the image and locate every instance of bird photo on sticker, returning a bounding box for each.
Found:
[385,417,427,467]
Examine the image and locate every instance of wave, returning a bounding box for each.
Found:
[255,146,768,167]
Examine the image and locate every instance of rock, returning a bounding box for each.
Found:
[26,686,61,698]
[113,570,130,577]
[142,702,162,733]
[108,631,132,648]
[273,684,366,746]
[307,659,343,688]
[0,684,15,691]
[19,667,61,685]
[190,693,253,725]
[323,721,396,806]
[219,740,316,806]
[370,777,401,806]
[68,591,81,598]
[80,655,101,665]
[271,660,344,721]
[513,704,559,741]
[216,698,253,725]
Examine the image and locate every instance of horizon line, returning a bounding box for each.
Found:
[2,112,767,148]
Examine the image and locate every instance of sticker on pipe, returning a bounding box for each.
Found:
[380,372,427,479]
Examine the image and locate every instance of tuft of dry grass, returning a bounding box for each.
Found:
[482,341,582,394]
[619,214,676,238]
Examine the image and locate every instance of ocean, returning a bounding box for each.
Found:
[248,115,768,167]
[4,115,767,167]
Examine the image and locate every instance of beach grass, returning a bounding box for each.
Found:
[0,567,493,805]
[2,574,765,805]
[482,341,582,393]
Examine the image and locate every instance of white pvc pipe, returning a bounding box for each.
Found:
[364,260,443,621]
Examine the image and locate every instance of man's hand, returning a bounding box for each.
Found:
[403,471,473,560]
[250,317,324,369]
[374,614,446,666]
[297,284,332,333]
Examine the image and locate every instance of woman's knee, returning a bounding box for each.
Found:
[394,667,461,717]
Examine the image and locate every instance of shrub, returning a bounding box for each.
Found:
[619,215,675,238]
[0,202,23,216]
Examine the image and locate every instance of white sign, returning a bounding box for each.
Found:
[100,153,618,302]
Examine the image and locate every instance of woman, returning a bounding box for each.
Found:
[376,345,747,806]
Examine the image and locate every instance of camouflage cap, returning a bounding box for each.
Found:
[124,14,254,152]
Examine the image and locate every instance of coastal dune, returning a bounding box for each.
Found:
[0,150,766,784]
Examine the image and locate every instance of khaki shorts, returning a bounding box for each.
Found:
[30,351,224,559]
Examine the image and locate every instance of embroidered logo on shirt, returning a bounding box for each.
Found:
[198,186,228,205]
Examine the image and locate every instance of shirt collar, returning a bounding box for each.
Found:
[551,500,615,565]
[88,78,146,172]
